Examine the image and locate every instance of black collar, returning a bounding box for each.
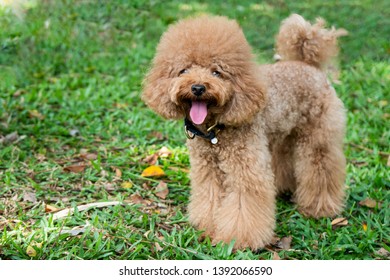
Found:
[184,118,225,145]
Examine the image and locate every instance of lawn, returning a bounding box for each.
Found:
[0,0,389,260]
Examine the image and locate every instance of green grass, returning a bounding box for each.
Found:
[0,0,389,260]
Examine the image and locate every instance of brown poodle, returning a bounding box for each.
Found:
[142,14,347,250]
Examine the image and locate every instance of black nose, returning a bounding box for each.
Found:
[191,84,206,96]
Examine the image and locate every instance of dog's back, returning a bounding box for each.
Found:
[259,14,347,136]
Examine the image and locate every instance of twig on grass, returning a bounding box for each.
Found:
[51,201,123,220]
[348,143,389,157]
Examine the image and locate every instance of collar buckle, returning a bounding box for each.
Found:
[184,125,195,139]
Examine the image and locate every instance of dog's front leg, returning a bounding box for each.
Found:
[213,131,276,250]
[187,142,222,238]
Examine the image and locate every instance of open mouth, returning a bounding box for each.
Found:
[190,100,208,125]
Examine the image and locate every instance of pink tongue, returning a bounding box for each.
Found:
[190,101,208,125]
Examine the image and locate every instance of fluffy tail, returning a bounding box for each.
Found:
[275,14,347,69]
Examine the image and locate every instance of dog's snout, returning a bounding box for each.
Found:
[191,84,206,96]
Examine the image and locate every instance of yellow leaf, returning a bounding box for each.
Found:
[121,181,133,189]
[141,165,165,177]
[26,245,36,257]
[28,110,45,120]
[362,223,367,231]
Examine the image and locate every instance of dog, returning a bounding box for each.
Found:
[142,14,347,250]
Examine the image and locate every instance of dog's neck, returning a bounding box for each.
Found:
[184,118,225,145]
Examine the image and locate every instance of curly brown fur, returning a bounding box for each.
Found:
[276,14,348,69]
[142,14,347,250]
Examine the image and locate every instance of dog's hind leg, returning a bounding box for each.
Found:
[293,95,346,218]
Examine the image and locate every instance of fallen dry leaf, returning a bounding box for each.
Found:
[45,204,60,213]
[5,132,18,142]
[157,146,172,158]
[359,198,381,209]
[155,202,169,214]
[142,182,151,190]
[130,194,145,205]
[80,152,98,160]
[154,242,163,252]
[26,245,37,257]
[104,183,116,192]
[29,110,44,120]
[312,240,319,250]
[141,165,165,177]
[63,164,87,173]
[275,236,292,250]
[23,192,37,203]
[155,181,169,199]
[143,154,158,165]
[331,217,348,228]
[35,153,46,162]
[148,131,164,140]
[387,155,390,167]
[362,222,368,231]
[113,167,122,178]
[0,131,22,145]
[376,248,390,258]
[272,251,281,260]
[100,169,108,177]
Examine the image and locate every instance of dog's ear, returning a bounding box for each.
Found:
[142,65,185,119]
[219,68,266,125]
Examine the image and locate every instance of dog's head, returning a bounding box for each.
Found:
[142,16,266,126]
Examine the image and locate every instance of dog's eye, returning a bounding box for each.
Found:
[212,70,221,77]
[179,69,189,76]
